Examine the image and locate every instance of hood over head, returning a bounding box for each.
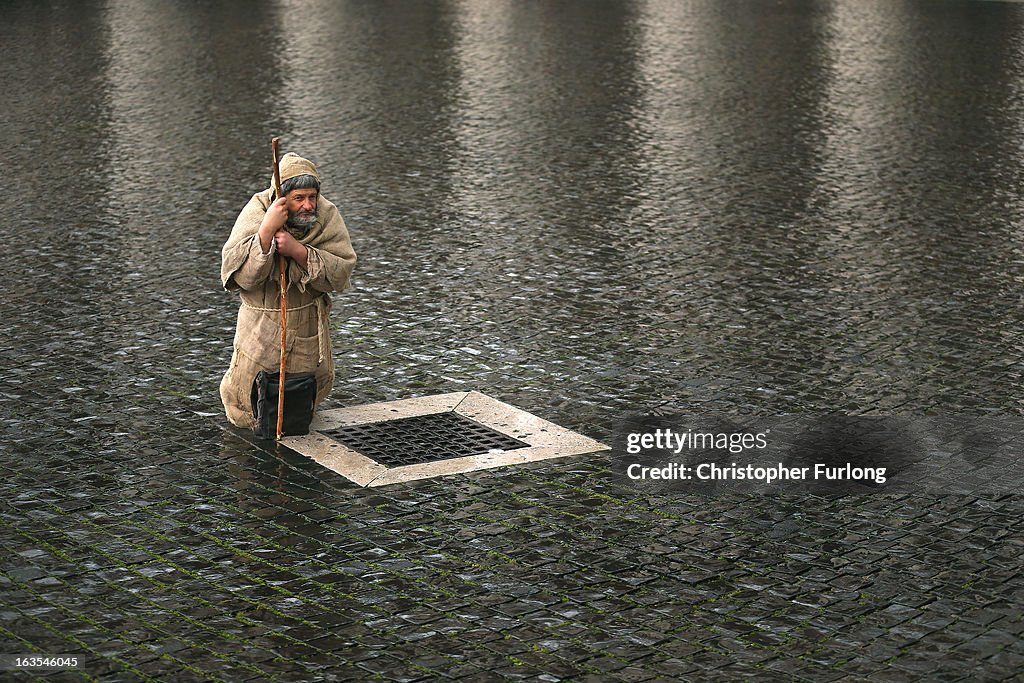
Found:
[272,153,321,194]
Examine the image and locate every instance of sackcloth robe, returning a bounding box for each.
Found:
[219,154,356,429]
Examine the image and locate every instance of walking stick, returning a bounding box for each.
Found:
[271,137,287,441]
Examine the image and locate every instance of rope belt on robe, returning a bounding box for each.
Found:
[241,294,329,366]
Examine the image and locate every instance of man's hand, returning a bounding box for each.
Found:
[258,197,289,253]
[274,229,309,269]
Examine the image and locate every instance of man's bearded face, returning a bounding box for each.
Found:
[285,188,318,234]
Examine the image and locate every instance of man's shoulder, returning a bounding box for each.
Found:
[318,194,339,212]
[316,194,345,225]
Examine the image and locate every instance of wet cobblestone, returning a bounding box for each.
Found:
[4,430,1023,681]
[5,0,1024,681]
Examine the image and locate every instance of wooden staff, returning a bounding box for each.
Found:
[271,137,287,441]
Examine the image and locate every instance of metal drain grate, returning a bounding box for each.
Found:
[321,411,530,468]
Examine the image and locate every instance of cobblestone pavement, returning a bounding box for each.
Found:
[5,1,1024,681]
[2,242,1022,682]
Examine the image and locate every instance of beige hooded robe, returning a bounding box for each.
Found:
[219,153,356,429]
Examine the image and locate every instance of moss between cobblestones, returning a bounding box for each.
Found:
[182,495,515,605]
[6,429,1023,680]
[4,510,312,681]
[0,623,100,682]
[0,571,158,682]
[521,470,699,522]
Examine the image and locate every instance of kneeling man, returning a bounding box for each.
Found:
[220,152,356,429]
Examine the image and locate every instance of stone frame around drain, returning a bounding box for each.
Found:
[281,391,609,487]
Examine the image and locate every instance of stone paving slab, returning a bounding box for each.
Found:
[286,391,609,487]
